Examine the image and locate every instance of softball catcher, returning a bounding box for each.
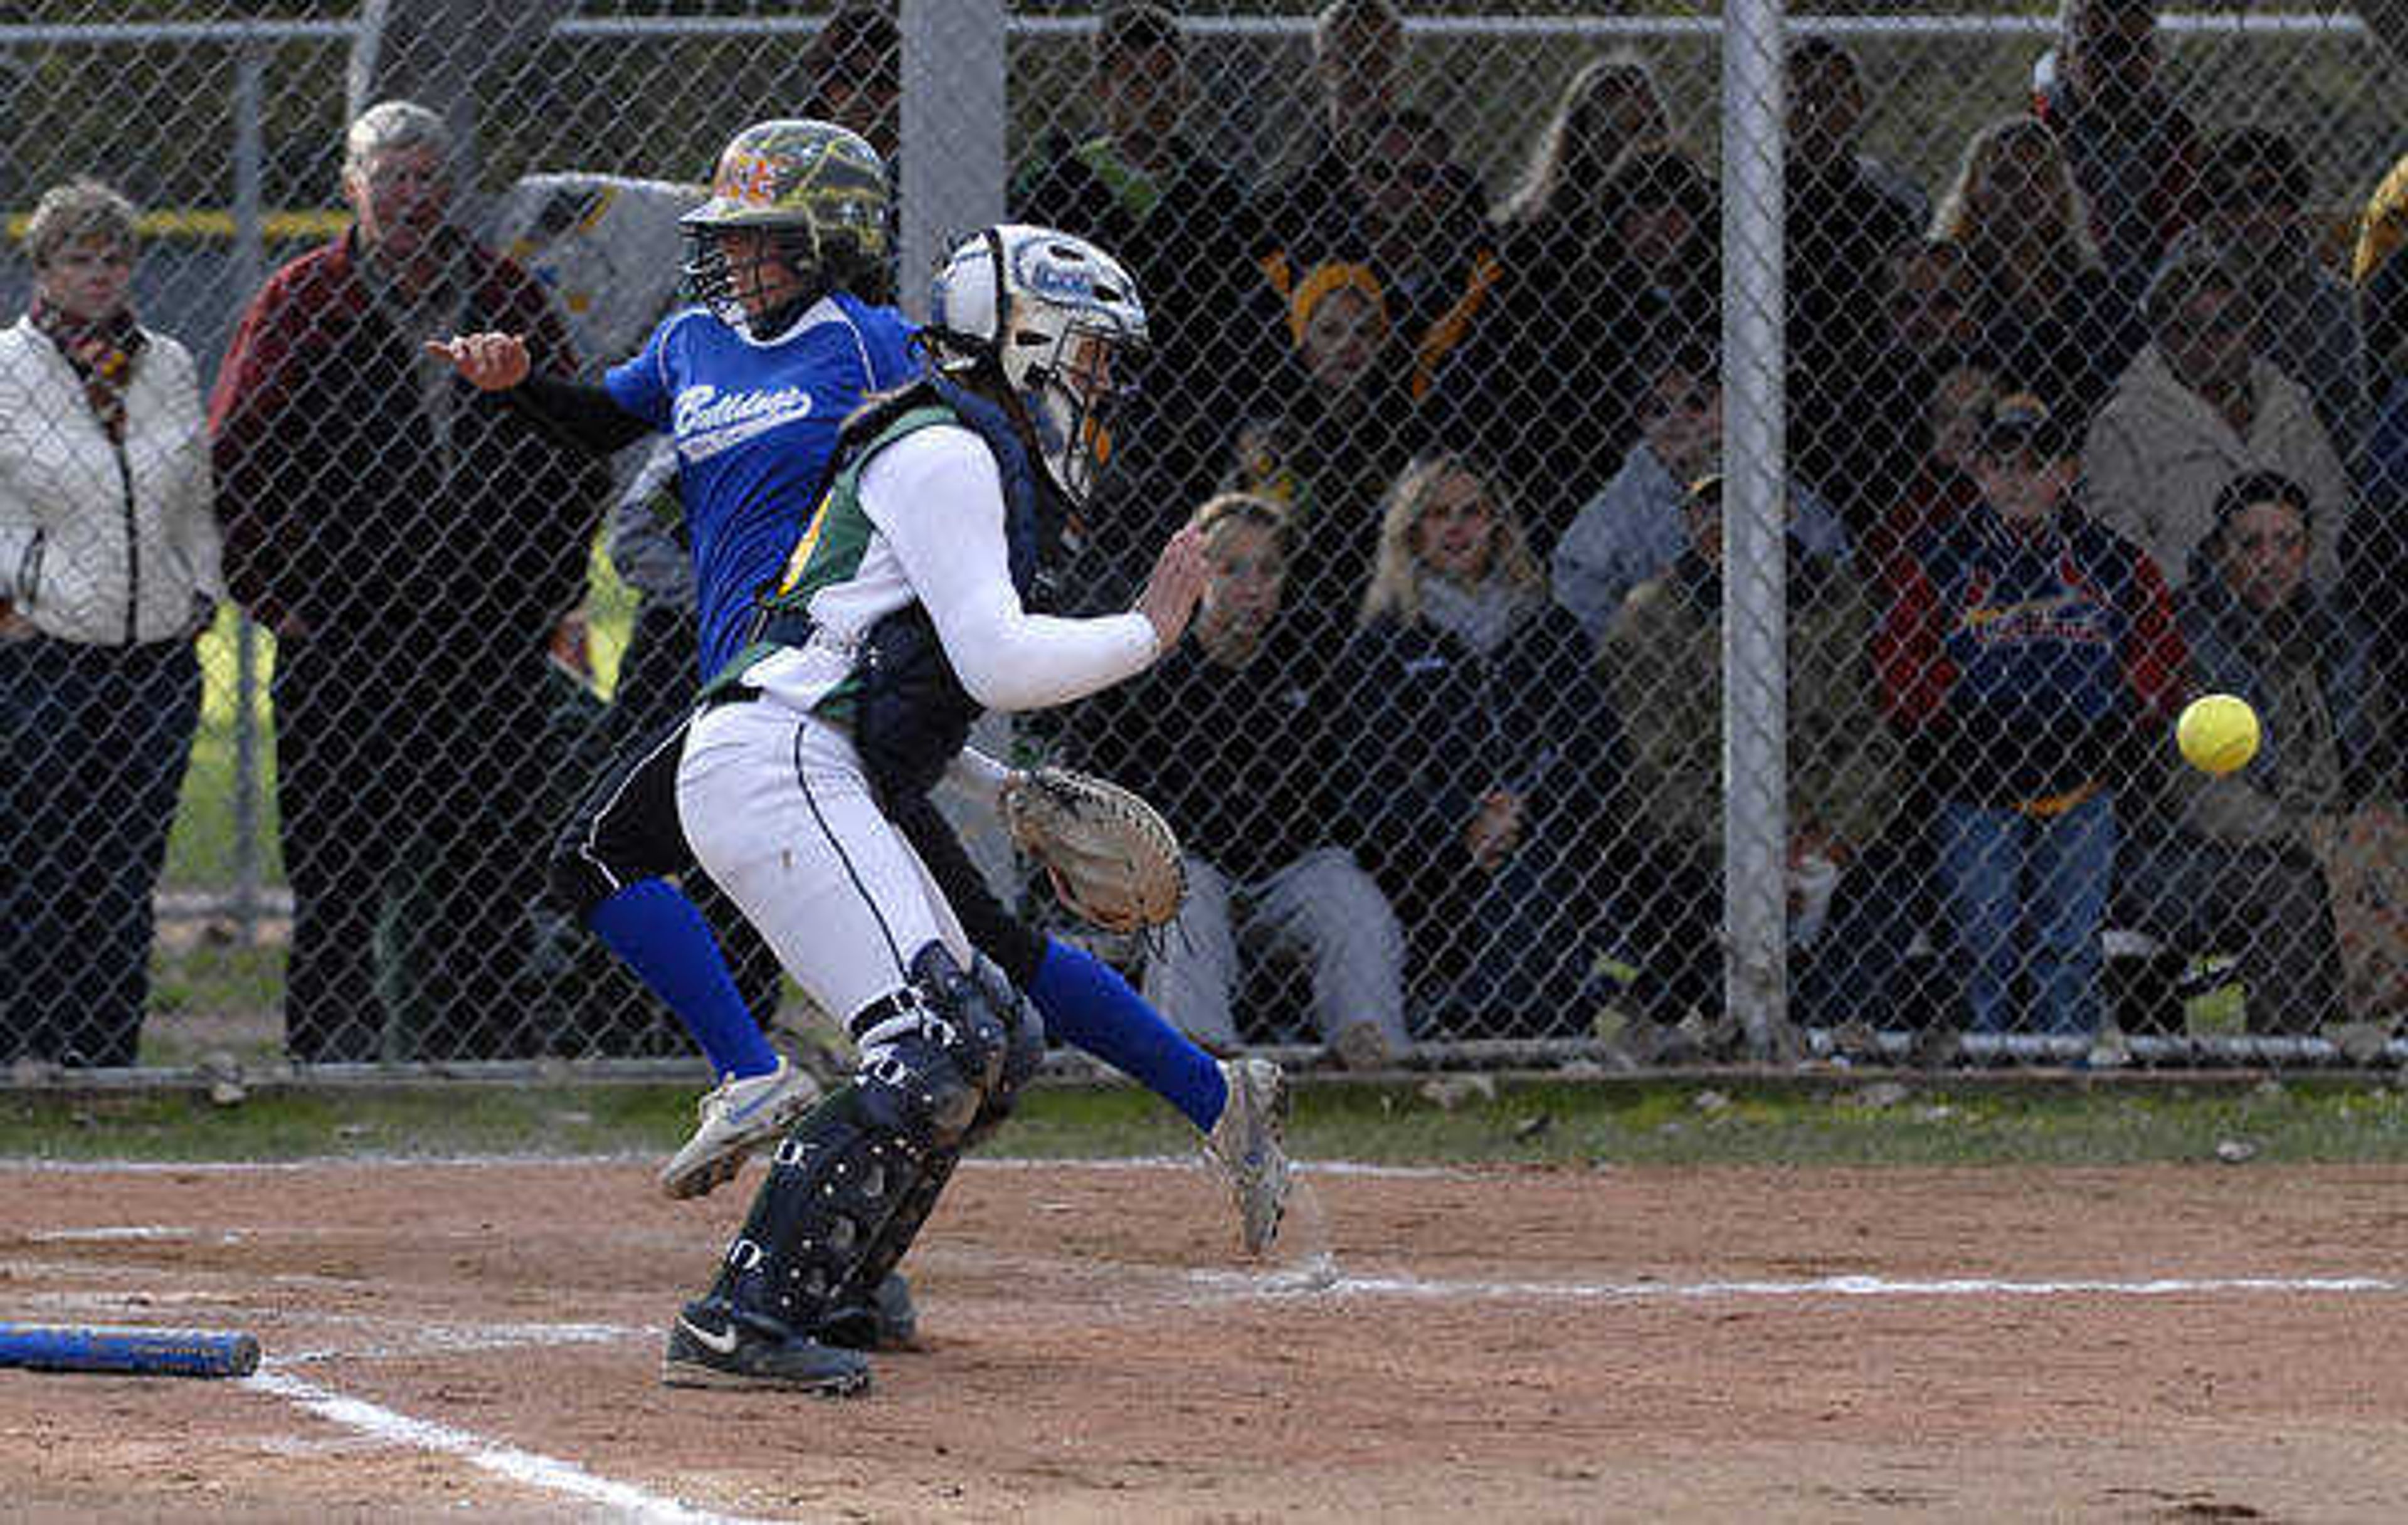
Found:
[662,225,1217,1393]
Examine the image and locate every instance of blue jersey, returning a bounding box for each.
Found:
[605,292,919,678]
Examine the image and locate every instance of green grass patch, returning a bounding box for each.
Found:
[9,1074,2408,1171]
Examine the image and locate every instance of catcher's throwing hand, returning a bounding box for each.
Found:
[425,331,531,391]
[1134,523,1210,657]
[1001,766,1186,933]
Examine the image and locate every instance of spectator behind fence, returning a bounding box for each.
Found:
[1263,107,1499,409]
[1259,0,1404,263]
[1552,345,1849,646]
[2030,0,2205,308]
[793,0,900,160]
[1812,237,1991,543]
[1067,493,1410,1069]
[1012,3,1283,593]
[1427,55,1676,556]
[1223,261,1422,624]
[2348,355,2408,710]
[1931,114,2142,430]
[1603,472,1901,1048]
[2120,473,2384,1035]
[211,101,611,1063]
[2353,145,2408,388]
[1877,393,2185,1038]
[2202,125,2370,466]
[1329,453,1634,1035]
[1863,359,1999,582]
[2085,230,2352,594]
[0,180,220,1070]
[1785,36,1931,523]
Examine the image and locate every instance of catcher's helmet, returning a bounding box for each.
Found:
[680,119,889,330]
[926,224,1149,507]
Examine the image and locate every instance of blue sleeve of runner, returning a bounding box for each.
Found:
[603,311,685,431]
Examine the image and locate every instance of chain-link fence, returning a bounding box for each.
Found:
[4,1,2405,1077]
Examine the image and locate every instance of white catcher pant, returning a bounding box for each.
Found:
[677,697,971,1026]
[1144,847,1410,1053]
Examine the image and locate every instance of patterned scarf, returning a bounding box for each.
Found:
[30,293,145,444]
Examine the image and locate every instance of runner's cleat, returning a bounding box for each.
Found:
[660,1057,820,1200]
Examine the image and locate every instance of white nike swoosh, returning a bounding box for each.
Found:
[679,1315,738,1356]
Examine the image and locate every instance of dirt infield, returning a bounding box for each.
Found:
[7,1156,2408,1522]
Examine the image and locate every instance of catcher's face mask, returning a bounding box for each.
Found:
[928,225,1150,507]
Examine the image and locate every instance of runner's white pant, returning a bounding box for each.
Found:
[1144,848,1410,1052]
[677,697,971,1026]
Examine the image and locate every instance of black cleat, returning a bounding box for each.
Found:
[821,1271,918,1352]
[660,1299,871,1395]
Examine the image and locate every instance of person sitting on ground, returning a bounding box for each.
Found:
[1067,492,1412,1068]
[1329,451,1636,1034]
[2119,471,2388,1035]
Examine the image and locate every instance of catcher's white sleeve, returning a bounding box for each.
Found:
[939,744,1015,814]
[859,428,1156,711]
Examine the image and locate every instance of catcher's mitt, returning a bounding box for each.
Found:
[1001,767,1185,934]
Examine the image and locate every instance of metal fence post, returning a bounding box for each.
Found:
[899,0,1005,323]
[1722,0,1790,1058]
[231,36,265,942]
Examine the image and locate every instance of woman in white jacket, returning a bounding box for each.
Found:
[0,180,221,1069]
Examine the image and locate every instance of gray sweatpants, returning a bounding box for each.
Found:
[1144,847,1410,1053]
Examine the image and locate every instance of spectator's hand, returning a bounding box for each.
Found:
[273,612,310,640]
[424,332,531,391]
[0,599,29,641]
[1135,522,1208,657]
[1466,788,1526,872]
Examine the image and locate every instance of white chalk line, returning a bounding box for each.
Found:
[1192,1265,2408,1304]
[247,1367,774,1525]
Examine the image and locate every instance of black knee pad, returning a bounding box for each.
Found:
[963,954,1045,1148]
[850,942,1010,1152]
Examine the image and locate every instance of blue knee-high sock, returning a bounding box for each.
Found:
[1030,937,1225,1132]
[586,879,781,1079]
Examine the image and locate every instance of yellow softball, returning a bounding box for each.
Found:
[2176,694,2261,777]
